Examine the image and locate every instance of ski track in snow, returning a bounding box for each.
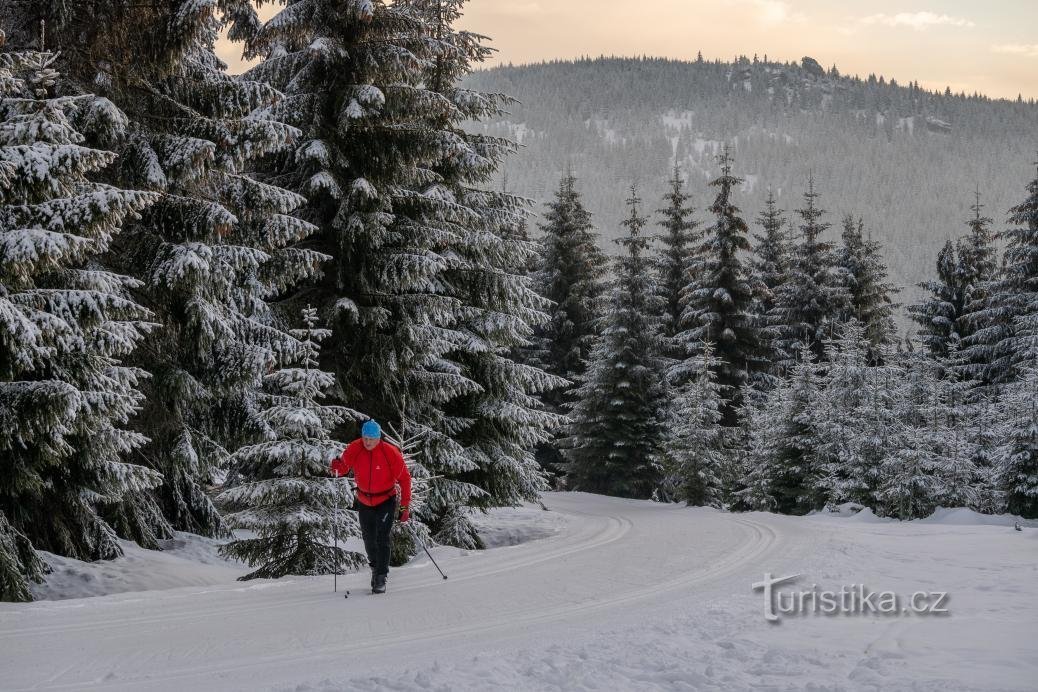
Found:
[1,492,1035,691]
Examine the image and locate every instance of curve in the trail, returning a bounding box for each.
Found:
[0,502,630,641]
[1,493,785,692]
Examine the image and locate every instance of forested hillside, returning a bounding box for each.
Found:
[464,55,1038,314]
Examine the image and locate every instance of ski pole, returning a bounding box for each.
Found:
[405,521,448,580]
[332,469,339,593]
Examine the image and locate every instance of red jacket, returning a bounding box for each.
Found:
[330,439,412,508]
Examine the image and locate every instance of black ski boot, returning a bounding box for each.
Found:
[372,573,387,594]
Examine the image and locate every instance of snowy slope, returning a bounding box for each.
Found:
[29,533,248,601]
[1,492,1036,691]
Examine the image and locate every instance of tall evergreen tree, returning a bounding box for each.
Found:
[218,307,366,579]
[749,189,789,369]
[401,0,563,544]
[958,191,1000,314]
[247,0,560,546]
[993,311,1038,518]
[19,1,323,540]
[837,215,898,352]
[911,192,999,372]
[564,187,668,498]
[962,161,1038,388]
[654,164,699,354]
[0,48,160,600]
[909,240,962,360]
[768,178,850,365]
[531,172,608,472]
[749,191,789,324]
[679,146,763,424]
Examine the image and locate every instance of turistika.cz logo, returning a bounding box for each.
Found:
[751,573,950,622]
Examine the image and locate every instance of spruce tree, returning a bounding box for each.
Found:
[22,1,323,540]
[0,48,159,599]
[994,311,1038,518]
[733,382,779,511]
[812,322,895,509]
[743,346,823,515]
[679,146,763,424]
[654,164,699,356]
[768,178,850,366]
[564,187,669,499]
[248,1,561,546]
[909,240,961,360]
[749,189,788,365]
[962,161,1038,388]
[957,192,999,320]
[531,172,608,472]
[911,192,998,373]
[837,216,898,353]
[218,307,366,579]
[400,0,563,543]
[661,342,727,506]
[876,350,978,519]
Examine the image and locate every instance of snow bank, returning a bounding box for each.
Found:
[471,500,567,548]
[808,502,1037,527]
[918,506,1038,527]
[29,533,247,601]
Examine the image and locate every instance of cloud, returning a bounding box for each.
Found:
[991,43,1038,58]
[858,11,975,31]
[728,0,807,25]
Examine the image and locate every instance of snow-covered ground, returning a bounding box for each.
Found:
[2,493,1036,691]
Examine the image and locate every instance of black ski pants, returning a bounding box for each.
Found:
[356,495,397,577]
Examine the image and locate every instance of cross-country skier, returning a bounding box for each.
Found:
[330,420,412,594]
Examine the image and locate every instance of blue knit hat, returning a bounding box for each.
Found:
[361,419,381,438]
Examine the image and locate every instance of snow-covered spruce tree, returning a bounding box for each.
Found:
[654,164,699,359]
[995,365,1038,518]
[661,341,728,507]
[760,346,825,515]
[992,310,1038,518]
[911,193,998,372]
[246,1,560,546]
[909,240,962,361]
[954,191,999,378]
[961,161,1038,388]
[876,349,979,520]
[398,0,563,545]
[564,187,669,499]
[767,178,850,367]
[0,48,161,600]
[837,216,898,354]
[733,381,780,512]
[26,1,323,540]
[218,307,366,579]
[811,322,891,510]
[530,171,608,474]
[678,146,764,424]
[749,189,789,368]
[246,0,482,541]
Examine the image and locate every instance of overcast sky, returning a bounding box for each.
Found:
[217,0,1038,100]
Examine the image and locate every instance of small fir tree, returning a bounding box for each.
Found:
[218,307,366,579]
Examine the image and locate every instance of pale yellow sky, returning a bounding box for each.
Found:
[217,0,1038,100]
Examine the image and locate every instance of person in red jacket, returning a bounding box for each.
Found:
[330,419,412,594]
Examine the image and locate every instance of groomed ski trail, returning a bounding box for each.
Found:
[0,493,803,691]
